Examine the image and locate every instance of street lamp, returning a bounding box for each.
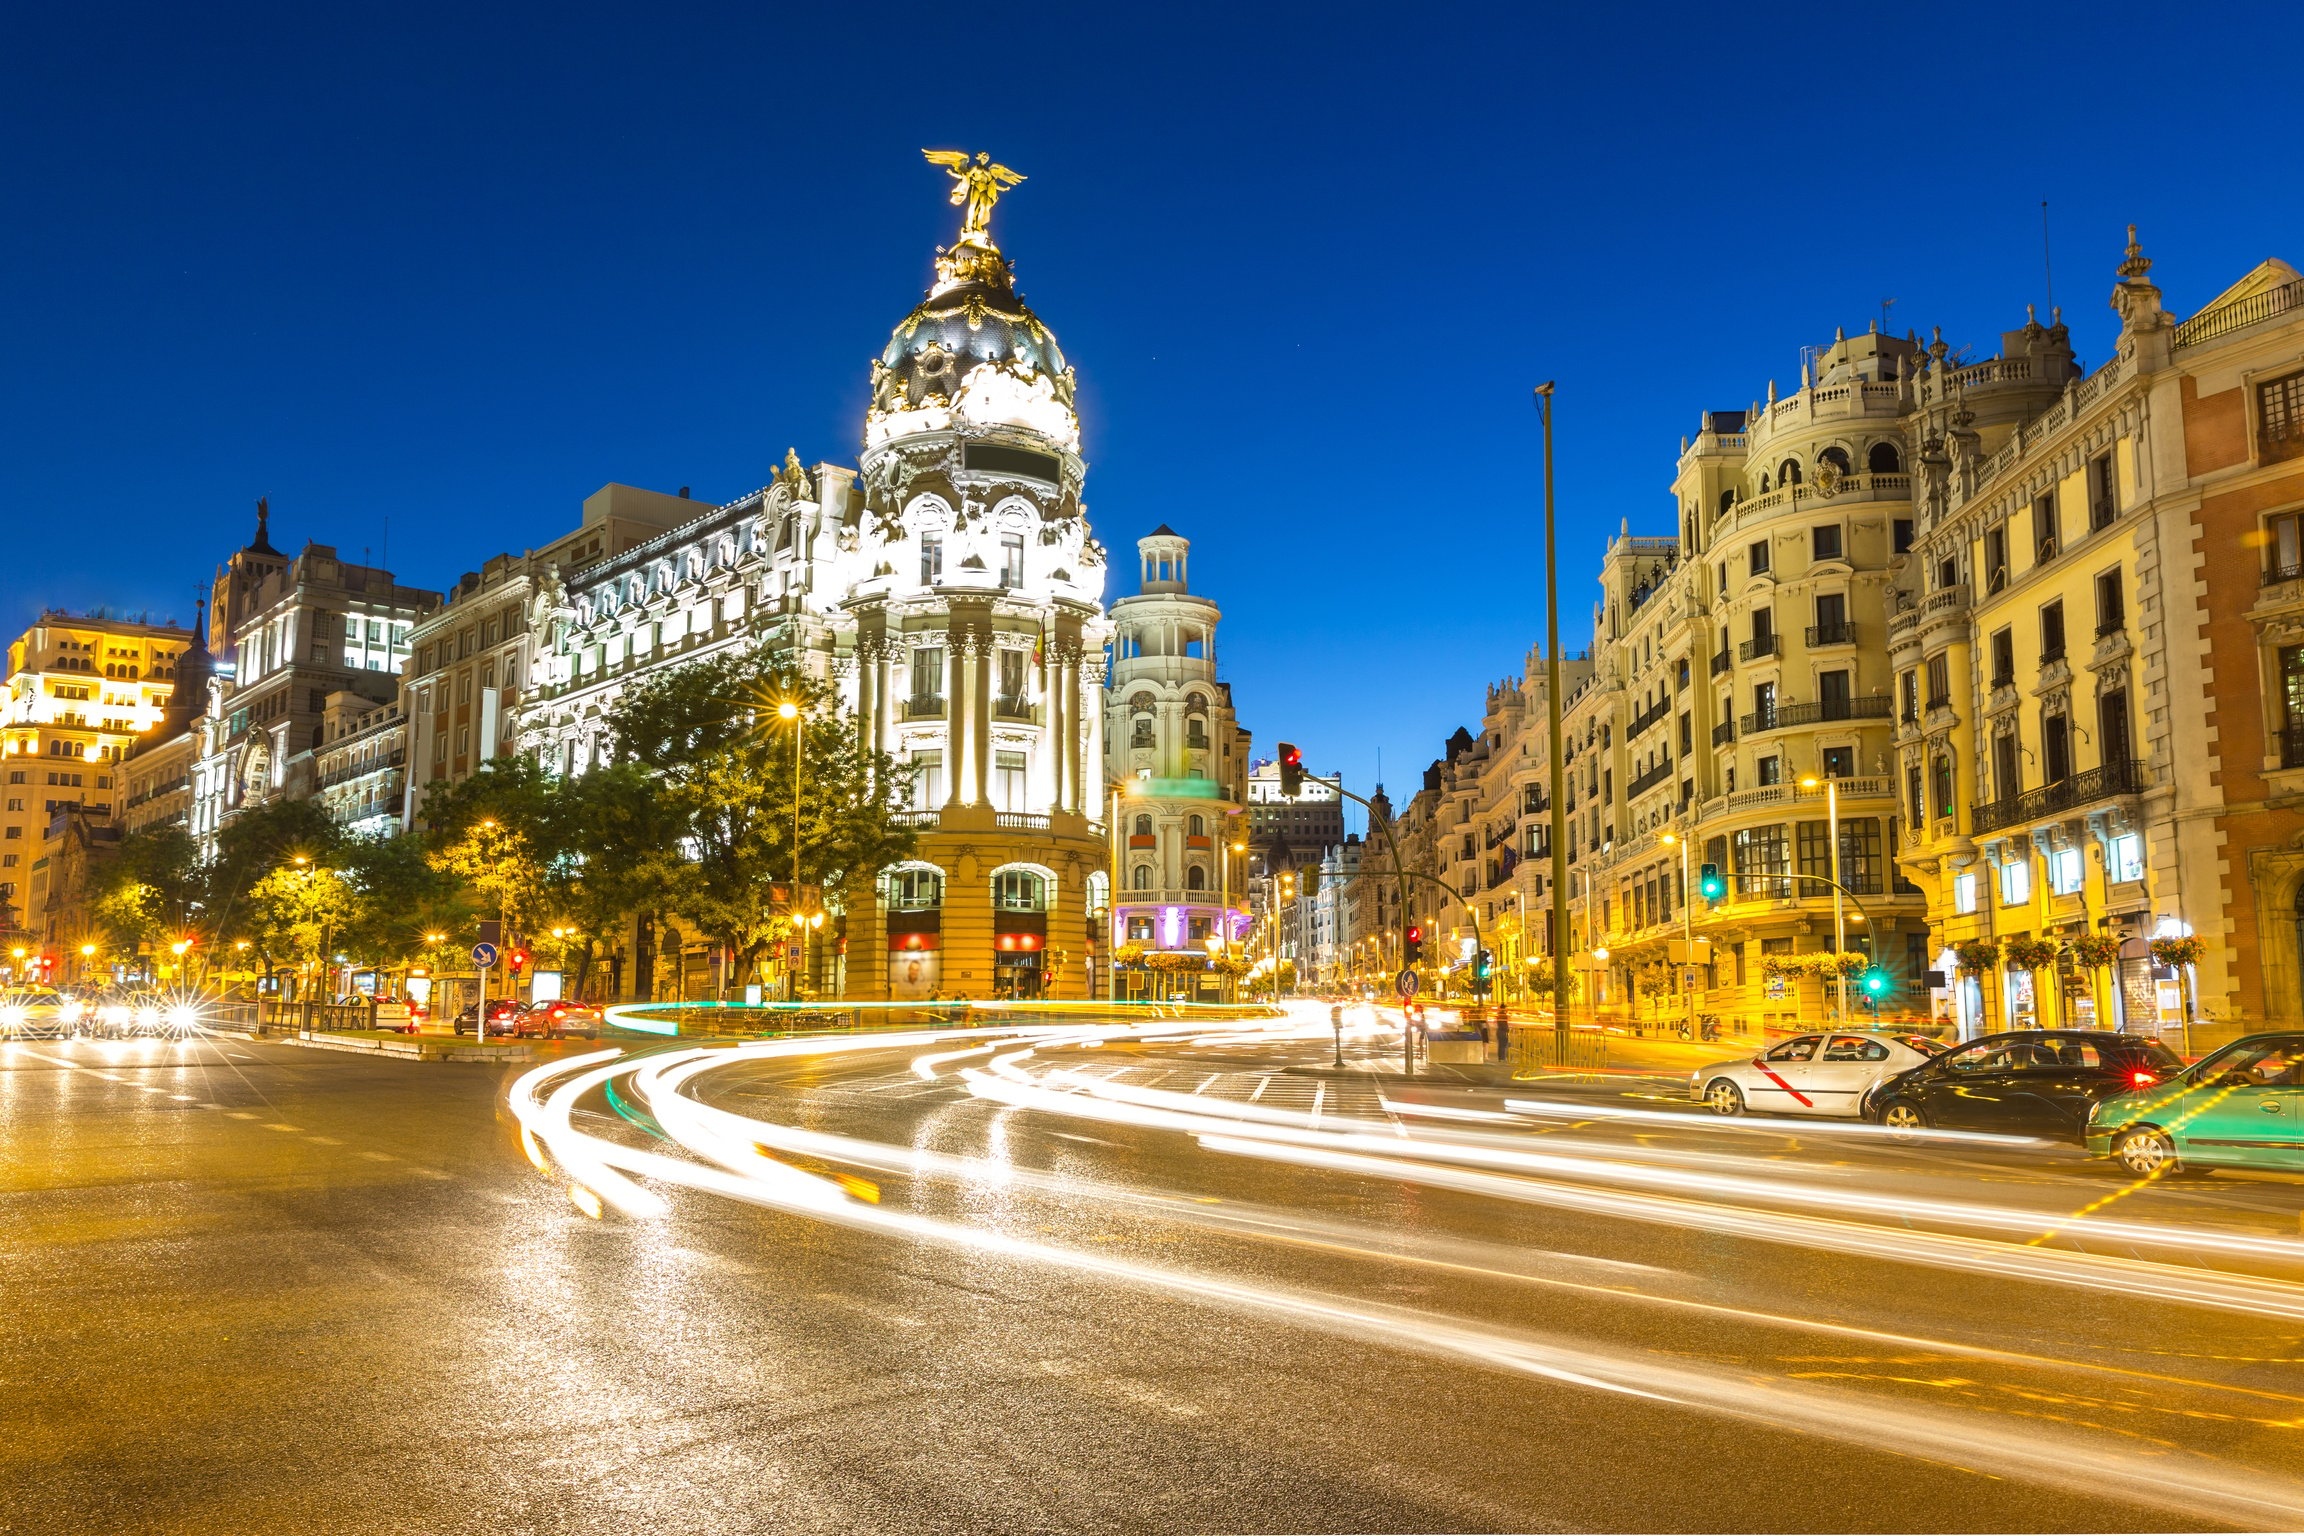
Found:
[1799,774,1848,1021]
[1660,830,1698,1041]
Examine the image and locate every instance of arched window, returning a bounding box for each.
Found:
[1868,441,1903,474]
[1086,871,1109,912]
[1187,814,1204,836]
[888,867,944,910]
[1134,813,1152,836]
[1131,865,1152,890]
[1186,865,1207,890]
[1779,458,1803,486]
[1718,489,1736,516]
[994,869,1047,912]
[1818,446,1852,476]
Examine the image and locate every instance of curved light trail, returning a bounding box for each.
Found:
[506,1016,2304,1527]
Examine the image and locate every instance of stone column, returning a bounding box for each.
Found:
[970,631,993,806]
[944,627,969,809]
[1036,631,1062,812]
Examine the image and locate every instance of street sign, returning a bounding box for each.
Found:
[471,941,499,969]
[1396,968,1419,997]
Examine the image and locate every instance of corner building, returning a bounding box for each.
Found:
[523,191,1126,1000]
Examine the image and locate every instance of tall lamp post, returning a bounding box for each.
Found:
[1535,382,1569,1048]
[1800,774,1848,1021]
[778,699,803,1000]
[1660,829,1697,1041]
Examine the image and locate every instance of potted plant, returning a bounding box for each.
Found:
[2003,937,2060,972]
[2148,935,2203,970]
[2070,932,2123,970]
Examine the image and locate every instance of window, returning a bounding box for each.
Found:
[1870,442,1903,475]
[1186,714,1208,748]
[2260,370,2304,462]
[1822,744,1854,779]
[2088,452,2117,531]
[1999,857,2031,906]
[1000,535,1025,589]
[1130,865,1152,891]
[920,533,943,586]
[997,649,1027,710]
[994,751,1027,811]
[1734,825,1788,897]
[1812,591,1848,644]
[1131,713,1154,748]
[1811,524,1843,562]
[2094,569,2125,635]
[890,869,943,909]
[995,869,1047,911]
[2049,845,2084,895]
[1933,755,1955,820]
[1893,518,1914,554]
[1764,1036,1819,1063]
[1984,525,2008,593]
[1748,539,1770,576]
[1900,670,1918,721]
[2043,711,2071,784]
[909,751,943,808]
[1133,813,1152,837]
[2270,512,2304,582]
[1990,629,2015,688]
[1953,871,1979,914]
[2109,832,2144,883]
[1907,761,1924,826]
[1823,1035,1890,1063]
[1185,865,1206,890]
[1925,654,1951,709]
[2039,600,2066,663]
[911,647,944,701]
[2033,493,2059,564]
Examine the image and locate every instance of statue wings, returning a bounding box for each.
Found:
[921,149,971,172]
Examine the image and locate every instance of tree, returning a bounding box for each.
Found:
[604,643,914,991]
[247,863,356,991]
[90,825,205,952]
[338,831,472,970]
[209,800,344,944]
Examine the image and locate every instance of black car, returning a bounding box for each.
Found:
[1869,1028,2186,1140]
[454,999,530,1036]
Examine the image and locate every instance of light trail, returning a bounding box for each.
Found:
[502,1031,2304,1527]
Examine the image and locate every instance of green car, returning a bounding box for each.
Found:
[2086,1031,2304,1176]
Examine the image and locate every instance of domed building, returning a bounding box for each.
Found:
[521,155,1120,1000]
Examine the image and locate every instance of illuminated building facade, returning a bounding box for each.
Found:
[521,163,1115,1000]
[1,610,194,937]
[1105,527,1251,990]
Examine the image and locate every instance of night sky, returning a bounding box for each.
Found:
[7,0,2300,822]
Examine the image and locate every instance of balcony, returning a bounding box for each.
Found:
[1710,651,1733,676]
[1805,621,1856,648]
[1739,634,1779,662]
[1711,719,1736,747]
[903,695,946,720]
[992,696,1037,722]
[995,812,1051,831]
[1739,696,1893,734]
[1627,698,1670,739]
[2263,564,2304,587]
[891,809,941,830]
[1970,758,2147,834]
[1627,758,1675,798]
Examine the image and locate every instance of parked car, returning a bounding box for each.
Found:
[2085,1031,2304,1176]
[1690,1029,1946,1118]
[0,989,76,1038]
[1869,1029,2185,1140]
[454,999,531,1036]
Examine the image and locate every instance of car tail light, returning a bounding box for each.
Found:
[2129,1070,2157,1087]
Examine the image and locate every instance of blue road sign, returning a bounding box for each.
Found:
[471,942,499,969]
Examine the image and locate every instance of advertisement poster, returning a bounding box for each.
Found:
[890,948,941,1000]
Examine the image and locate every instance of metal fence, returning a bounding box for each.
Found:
[1506,1025,1612,1075]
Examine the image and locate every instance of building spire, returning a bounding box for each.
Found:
[247,496,281,556]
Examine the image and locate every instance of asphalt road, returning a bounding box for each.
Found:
[5,1019,2304,1535]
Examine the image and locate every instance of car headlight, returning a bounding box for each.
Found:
[60,1001,83,1022]
[167,1005,198,1031]
[0,1005,23,1029]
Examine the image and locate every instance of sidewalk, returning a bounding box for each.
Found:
[1261,1026,1750,1090]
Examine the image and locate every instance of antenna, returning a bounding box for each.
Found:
[2040,199,2054,316]
[1880,296,1896,332]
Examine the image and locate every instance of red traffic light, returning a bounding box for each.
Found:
[1406,925,1422,943]
[509,949,529,971]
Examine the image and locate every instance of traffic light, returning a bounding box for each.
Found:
[1276,742,1303,798]
[1473,947,1494,991]
[1301,865,1321,897]
[1698,862,1727,902]
[509,948,529,974]
[1404,924,1424,962]
[1860,966,1891,1000]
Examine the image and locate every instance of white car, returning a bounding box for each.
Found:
[1689,1029,1947,1118]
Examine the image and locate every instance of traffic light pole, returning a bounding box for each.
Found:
[1715,870,1886,1005]
[1535,384,1569,1050]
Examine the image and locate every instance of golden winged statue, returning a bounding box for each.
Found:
[922,149,1025,248]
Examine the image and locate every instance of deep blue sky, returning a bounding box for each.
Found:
[8,1,2301,825]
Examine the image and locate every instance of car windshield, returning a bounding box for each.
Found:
[2106,1038,2185,1071]
[2186,1038,2304,1087]
[1892,1034,1947,1056]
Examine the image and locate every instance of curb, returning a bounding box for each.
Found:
[275,1030,535,1064]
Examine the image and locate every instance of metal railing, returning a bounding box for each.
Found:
[1627,759,1675,798]
[2173,277,2304,349]
[903,695,946,720]
[2282,722,2304,770]
[1711,720,1736,747]
[1739,696,1892,734]
[1627,699,1670,739]
[1739,634,1778,661]
[1970,758,2147,834]
[2264,563,2304,587]
[1710,651,1733,675]
[1805,621,1856,647]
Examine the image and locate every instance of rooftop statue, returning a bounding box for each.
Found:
[922,149,1025,251]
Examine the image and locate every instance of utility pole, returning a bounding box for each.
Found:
[1536,383,1569,1050]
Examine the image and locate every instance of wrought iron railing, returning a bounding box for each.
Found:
[1806,621,1856,647]
[1970,758,2147,834]
[1627,758,1674,798]
[1739,634,1779,661]
[1739,696,1893,734]
[2173,277,2304,349]
[1711,720,1735,747]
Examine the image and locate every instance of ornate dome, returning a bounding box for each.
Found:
[867,262,1080,451]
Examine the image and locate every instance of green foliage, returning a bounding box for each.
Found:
[90,825,204,949]
[247,863,356,973]
[209,800,344,938]
[2002,937,2061,971]
[2070,932,2124,969]
[602,643,914,988]
[336,832,471,967]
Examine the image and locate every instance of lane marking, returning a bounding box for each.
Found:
[262,1123,302,1132]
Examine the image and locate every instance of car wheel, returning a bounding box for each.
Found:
[2116,1126,2179,1179]
[1881,1100,1928,1136]
[1705,1079,1746,1117]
